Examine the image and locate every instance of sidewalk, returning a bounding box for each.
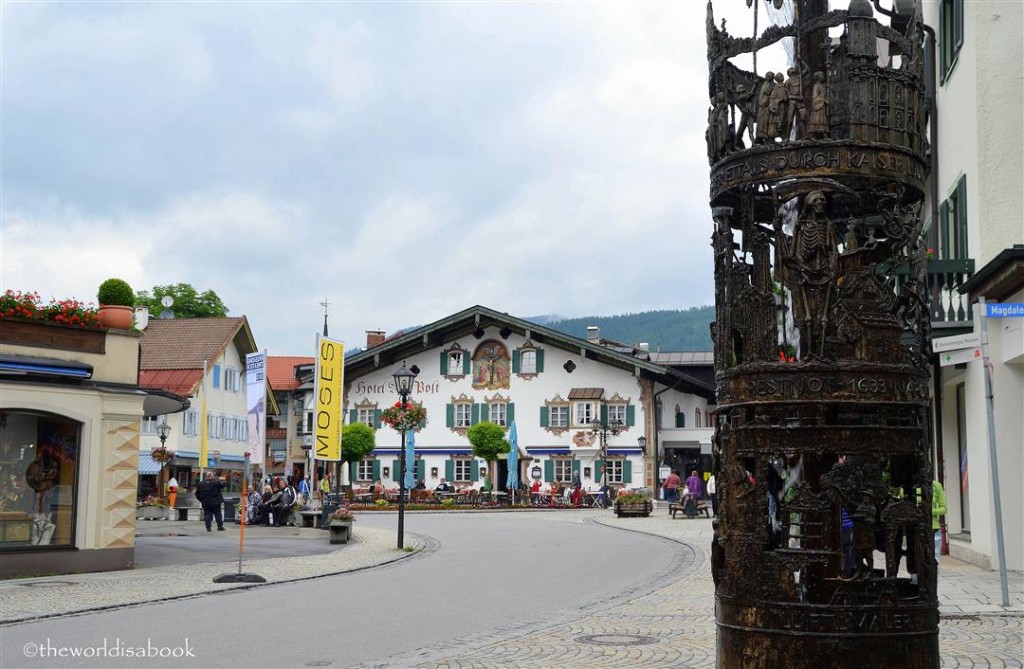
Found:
[0,518,421,624]
[1,510,1020,668]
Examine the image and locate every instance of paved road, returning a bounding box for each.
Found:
[2,512,683,668]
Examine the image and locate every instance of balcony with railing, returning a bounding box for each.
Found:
[895,258,976,333]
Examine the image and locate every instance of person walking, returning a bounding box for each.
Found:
[195,471,226,532]
[707,474,718,517]
[932,479,947,560]
[298,475,311,504]
[662,470,682,503]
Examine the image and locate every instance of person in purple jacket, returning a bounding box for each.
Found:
[684,470,703,502]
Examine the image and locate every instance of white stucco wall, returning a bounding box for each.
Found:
[341,326,662,492]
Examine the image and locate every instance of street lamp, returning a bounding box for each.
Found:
[393,362,418,550]
[637,435,647,453]
[591,418,624,505]
[157,419,171,447]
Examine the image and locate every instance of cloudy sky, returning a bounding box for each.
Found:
[2,1,788,355]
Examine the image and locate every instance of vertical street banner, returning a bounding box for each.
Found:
[199,359,209,470]
[246,351,267,466]
[314,335,344,461]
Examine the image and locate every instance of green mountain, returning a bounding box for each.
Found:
[537,306,715,352]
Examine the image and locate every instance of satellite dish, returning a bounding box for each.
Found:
[161,295,174,307]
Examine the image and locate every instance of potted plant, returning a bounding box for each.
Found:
[97,278,135,329]
[379,402,427,432]
[614,492,653,518]
[136,495,169,520]
[327,507,355,544]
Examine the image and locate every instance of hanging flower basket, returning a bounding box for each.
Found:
[380,402,427,432]
[151,445,175,464]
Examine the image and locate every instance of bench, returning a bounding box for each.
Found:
[173,492,203,521]
[299,510,322,528]
[670,498,710,519]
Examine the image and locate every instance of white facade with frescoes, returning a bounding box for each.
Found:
[322,306,715,497]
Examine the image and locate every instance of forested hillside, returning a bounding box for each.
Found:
[537,306,714,352]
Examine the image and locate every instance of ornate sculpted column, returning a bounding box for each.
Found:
[705,1,938,666]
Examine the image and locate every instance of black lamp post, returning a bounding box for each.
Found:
[157,419,171,447]
[393,362,418,549]
[591,418,624,502]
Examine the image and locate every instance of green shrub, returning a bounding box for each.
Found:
[97,278,134,306]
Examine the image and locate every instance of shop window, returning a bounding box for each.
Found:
[0,411,81,549]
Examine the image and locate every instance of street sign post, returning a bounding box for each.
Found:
[932,332,981,353]
[938,347,982,367]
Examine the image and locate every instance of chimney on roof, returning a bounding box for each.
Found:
[134,306,150,330]
[366,330,386,348]
[586,326,599,343]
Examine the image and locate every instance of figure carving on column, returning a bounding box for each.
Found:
[734,82,758,149]
[788,191,838,357]
[807,71,830,139]
[767,72,788,142]
[781,59,810,140]
[755,71,776,145]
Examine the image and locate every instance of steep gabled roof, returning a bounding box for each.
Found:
[343,305,715,398]
[140,317,255,370]
[138,317,267,405]
[268,356,315,392]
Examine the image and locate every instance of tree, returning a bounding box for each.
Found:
[341,423,376,489]
[466,422,509,497]
[135,283,229,318]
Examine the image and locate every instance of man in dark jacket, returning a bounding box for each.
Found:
[196,472,226,532]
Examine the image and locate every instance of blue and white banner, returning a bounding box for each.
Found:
[246,352,267,465]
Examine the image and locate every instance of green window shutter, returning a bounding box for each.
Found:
[418,412,427,429]
[446,404,454,428]
[939,200,950,259]
[676,412,686,428]
[372,459,381,480]
[540,405,549,427]
[470,460,480,482]
[535,349,544,373]
[595,460,604,483]
[349,409,357,424]
[507,403,515,423]
[440,351,449,375]
[512,350,520,374]
[600,404,608,424]
[623,460,633,484]
[572,459,581,476]
[393,459,401,479]
[417,459,426,479]
[626,404,636,426]
[463,354,471,375]
[374,409,382,429]
[445,460,454,481]
[478,404,488,424]
[544,460,554,482]
[956,176,968,259]
[471,404,480,425]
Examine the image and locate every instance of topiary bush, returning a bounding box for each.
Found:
[97,278,134,306]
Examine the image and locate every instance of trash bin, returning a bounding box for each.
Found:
[223,498,238,523]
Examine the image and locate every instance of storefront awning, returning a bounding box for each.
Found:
[138,452,163,475]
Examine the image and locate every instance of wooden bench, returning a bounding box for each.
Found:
[669,498,710,519]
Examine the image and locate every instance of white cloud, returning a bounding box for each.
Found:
[2,1,755,353]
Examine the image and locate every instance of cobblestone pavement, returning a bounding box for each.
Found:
[369,510,1023,669]
[1,510,1020,668]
